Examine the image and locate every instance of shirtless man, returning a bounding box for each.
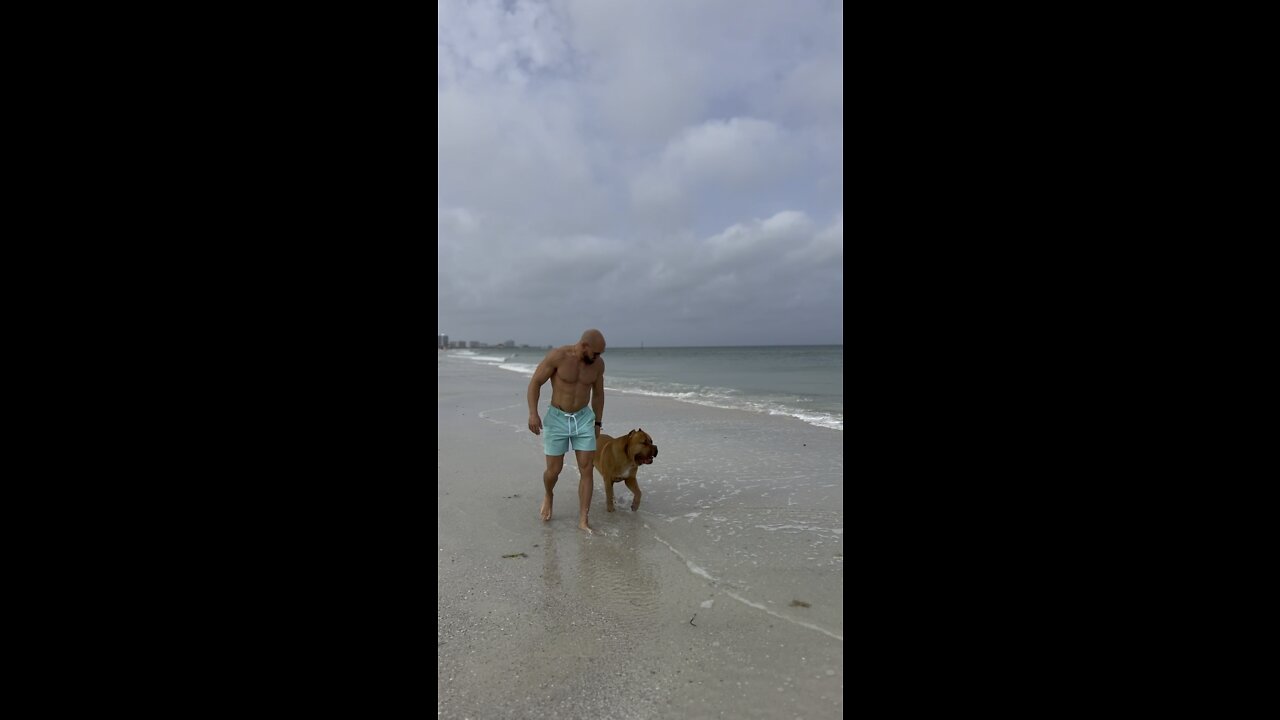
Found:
[527,329,606,533]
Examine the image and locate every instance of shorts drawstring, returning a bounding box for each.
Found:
[544,405,595,455]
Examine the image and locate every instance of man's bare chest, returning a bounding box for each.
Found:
[556,364,599,386]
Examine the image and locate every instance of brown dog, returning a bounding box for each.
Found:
[593,429,658,512]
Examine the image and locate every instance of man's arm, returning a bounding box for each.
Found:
[591,358,605,436]
[527,350,556,435]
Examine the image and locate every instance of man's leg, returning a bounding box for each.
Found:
[575,449,595,533]
[541,454,563,521]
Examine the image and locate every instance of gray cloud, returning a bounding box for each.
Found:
[438,0,842,348]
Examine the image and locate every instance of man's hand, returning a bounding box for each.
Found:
[529,413,542,435]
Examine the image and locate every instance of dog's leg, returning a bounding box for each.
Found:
[605,477,616,512]
[624,476,642,511]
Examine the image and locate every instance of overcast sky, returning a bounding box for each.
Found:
[439,0,842,348]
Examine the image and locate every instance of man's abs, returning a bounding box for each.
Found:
[549,380,591,413]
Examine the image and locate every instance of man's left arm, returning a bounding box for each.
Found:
[592,360,605,437]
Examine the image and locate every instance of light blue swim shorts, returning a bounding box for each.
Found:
[543,405,597,456]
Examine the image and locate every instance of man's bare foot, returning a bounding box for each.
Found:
[578,517,594,534]
[540,495,553,521]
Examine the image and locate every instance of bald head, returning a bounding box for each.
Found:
[579,329,606,364]
[580,328,605,350]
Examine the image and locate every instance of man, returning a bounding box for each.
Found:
[527,328,606,533]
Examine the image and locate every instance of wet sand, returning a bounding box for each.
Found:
[438,356,843,719]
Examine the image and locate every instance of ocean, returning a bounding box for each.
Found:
[445,345,843,431]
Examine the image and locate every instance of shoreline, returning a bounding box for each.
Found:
[445,348,845,432]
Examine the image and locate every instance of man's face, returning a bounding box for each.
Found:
[582,342,604,364]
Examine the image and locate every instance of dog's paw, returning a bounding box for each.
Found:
[606,503,616,512]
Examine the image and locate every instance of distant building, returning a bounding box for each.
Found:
[469,341,481,348]
[502,339,515,348]
[438,334,448,350]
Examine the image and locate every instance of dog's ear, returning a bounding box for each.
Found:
[652,445,658,457]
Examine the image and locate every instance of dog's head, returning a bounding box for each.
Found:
[624,428,658,466]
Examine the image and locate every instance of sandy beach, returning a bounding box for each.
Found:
[438,354,844,719]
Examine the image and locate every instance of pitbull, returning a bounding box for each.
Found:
[593,428,658,512]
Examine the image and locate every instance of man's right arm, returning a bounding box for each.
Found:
[527,351,556,434]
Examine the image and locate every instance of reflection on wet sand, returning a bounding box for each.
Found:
[535,519,663,635]
[576,528,661,629]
